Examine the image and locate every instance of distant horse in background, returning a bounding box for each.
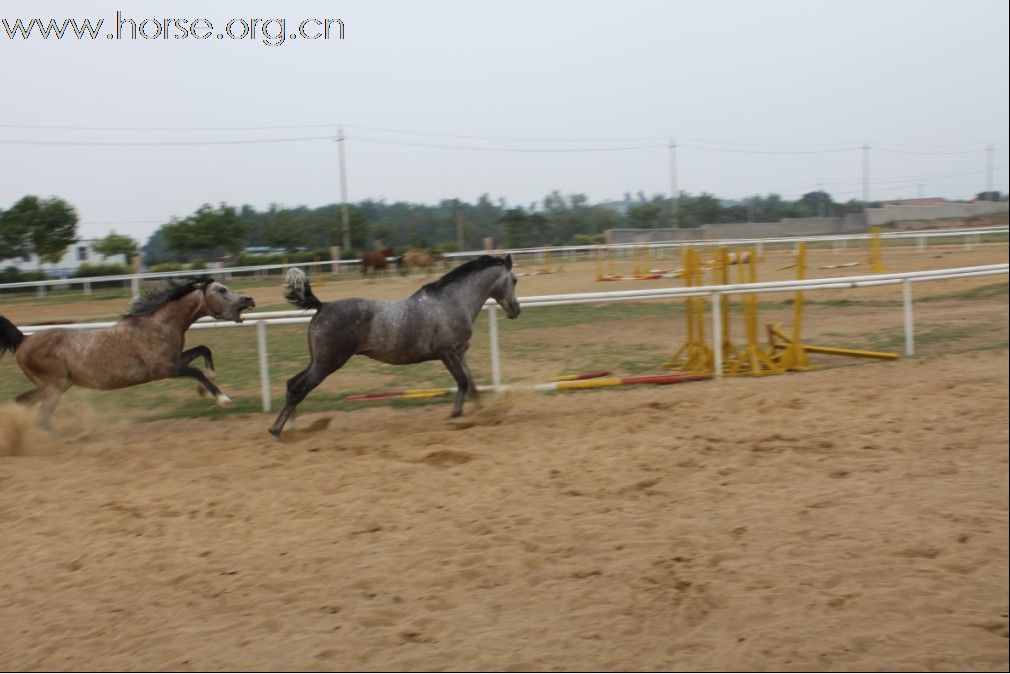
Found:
[269,254,521,439]
[397,248,446,276]
[0,278,255,424]
[361,247,395,278]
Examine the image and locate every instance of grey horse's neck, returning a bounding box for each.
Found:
[149,289,208,332]
[430,266,501,322]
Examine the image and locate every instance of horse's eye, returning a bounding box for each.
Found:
[218,287,227,294]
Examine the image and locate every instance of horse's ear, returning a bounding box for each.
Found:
[504,254,513,270]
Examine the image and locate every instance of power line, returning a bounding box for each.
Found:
[345,124,669,144]
[0,122,336,132]
[0,135,335,146]
[679,143,861,155]
[0,121,994,151]
[875,147,987,156]
[822,165,1008,187]
[779,165,1009,197]
[347,125,862,149]
[874,141,991,150]
[349,136,665,153]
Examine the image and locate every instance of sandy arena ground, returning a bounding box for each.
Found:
[0,241,1008,670]
[1,348,1007,671]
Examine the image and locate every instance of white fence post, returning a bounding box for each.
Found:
[711,292,723,377]
[131,276,140,299]
[487,305,502,391]
[902,279,915,356]
[257,321,272,412]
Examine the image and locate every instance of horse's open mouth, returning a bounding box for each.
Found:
[234,299,256,323]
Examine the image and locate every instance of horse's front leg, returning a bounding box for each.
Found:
[173,364,231,407]
[181,345,215,376]
[180,346,217,398]
[439,351,470,417]
[458,352,480,403]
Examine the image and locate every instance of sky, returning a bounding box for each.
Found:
[1,0,1008,242]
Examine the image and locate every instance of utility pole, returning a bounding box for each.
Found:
[454,199,464,252]
[985,142,994,200]
[862,142,870,224]
[337,126,351,250]
[668,139,679,227]
[817,180,825,218]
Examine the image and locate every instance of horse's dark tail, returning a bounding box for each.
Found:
[283,268,323,311]
[0,315,25,358]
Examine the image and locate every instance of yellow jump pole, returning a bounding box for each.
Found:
[666,246,693,368]
[725,247,748,375]
[869,226,885,273]
[667,246,712,372]
[775,242,811,371]
[718,248,729,359]
[727,246,782,376]
[692,249,703,346]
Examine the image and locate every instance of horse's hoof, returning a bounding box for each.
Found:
[216,394,233,407]
[268,429,283,442]
[207,369,217,380]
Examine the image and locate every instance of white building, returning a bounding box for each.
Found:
[0,239,127,278]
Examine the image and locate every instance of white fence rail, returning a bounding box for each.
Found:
[13,263,1008,413]
[2,225,1006,298]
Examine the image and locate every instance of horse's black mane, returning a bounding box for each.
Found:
[421,255,506,292]
[126,277,211,317]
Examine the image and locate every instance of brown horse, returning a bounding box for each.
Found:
[361,247,394,278]
[397,248,446,276]
[0,277,255,423]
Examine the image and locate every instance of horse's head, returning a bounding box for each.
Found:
[202,281,256,323]
[489,254,521,319]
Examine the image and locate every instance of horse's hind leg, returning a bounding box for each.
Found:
[439,351,470,417]
[36,385,68,428]
[268,357,347,439]
[15,388,44,406]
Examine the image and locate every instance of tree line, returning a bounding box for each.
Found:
[3,190,1003,271]
[140,189,876,264]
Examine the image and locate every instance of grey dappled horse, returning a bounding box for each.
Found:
[269,254,521,439]
[0,278,255,424]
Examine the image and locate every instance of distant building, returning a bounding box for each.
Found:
[0,239,127,277]
[879,197,949,206]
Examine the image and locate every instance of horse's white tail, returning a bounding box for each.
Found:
[283,268,322,311]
